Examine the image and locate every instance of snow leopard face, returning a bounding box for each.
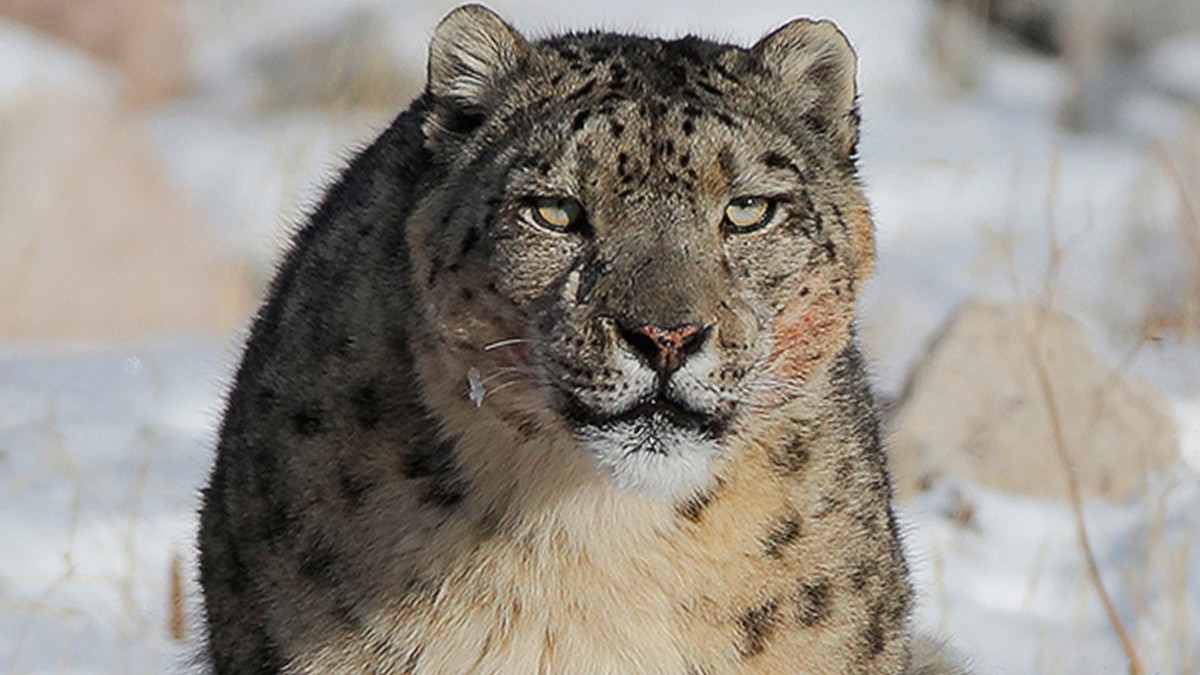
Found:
[411,7,874,495]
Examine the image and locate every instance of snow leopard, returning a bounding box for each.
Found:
[198,5,967,673]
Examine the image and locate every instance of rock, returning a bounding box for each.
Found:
[0,92,256,343]
[0,0,190,103]
[888,301,1179,501]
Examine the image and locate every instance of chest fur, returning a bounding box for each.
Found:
[381,430,911,675]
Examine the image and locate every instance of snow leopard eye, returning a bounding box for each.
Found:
[530,197,584,232]
[723,197,776,233]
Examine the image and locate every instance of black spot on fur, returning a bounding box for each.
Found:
[299,542,341,585]
[794,580,832,627]
[349,384,383,429]
[770,434,811,475]
[423,477,465,508]
[806,60,837,90]
[427,255,443,287]
[460,226,480,258]
[329,599,361,628]
[572,109,591,130]
[850,559,879,592]
[245,636,286,674]
[821,240,838,262]
[862,603,888,658]
[761,152,790,169]
[338,464,374,510]
[255,386,277,414]
[682,119,695,135]
[801,112,829,136]
[402,438,468,509]
[737,599,779,658]
[830,203,849,231]
[291,404,324,437]
[676,489,715,523]
[610,120,624,137]
[816,493,846,521]
[246,448,284,516]
[762,515,802,558]
[262,493,297,543]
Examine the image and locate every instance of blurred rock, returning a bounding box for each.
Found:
[0,92,256,343]
[888,301,1179,501]
[0,0,189,104]
[245,8,421,112]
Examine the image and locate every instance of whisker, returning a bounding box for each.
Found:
[485,378,534,400]
[479,365,539,386]
[483,338,532,352]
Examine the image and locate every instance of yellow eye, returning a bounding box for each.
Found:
[724,197,774,232]
[531,198,583,231]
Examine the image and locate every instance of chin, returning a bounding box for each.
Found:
[577,411,723,496]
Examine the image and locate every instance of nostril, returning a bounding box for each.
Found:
[618,325,661,365]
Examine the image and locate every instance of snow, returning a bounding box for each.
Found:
[2,0,1198,673]
[0,341,232,673]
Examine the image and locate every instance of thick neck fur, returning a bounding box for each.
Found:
[348,327,914,673]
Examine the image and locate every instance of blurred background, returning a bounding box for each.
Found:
[0,0,1197,672]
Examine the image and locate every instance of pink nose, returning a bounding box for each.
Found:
[619,323,709,376]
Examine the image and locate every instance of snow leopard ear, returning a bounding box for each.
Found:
[751,18,859,156]
[426,5,528,134]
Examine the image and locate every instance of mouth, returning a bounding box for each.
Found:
[562,392,726,439]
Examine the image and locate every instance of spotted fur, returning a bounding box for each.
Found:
[199,5,966,673]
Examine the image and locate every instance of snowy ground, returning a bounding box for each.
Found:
[3,0,1199,673]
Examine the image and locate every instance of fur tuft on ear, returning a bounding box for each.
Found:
[751,19,859,155]
[427,5,527,120]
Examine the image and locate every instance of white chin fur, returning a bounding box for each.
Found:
[578,415,720,496]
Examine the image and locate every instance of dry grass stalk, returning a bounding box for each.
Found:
[1024,309,1145,675]
[1152,137,1200,340]
[1016,152,1146,673]
[168,552,187,641]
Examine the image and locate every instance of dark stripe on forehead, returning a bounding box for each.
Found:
[759,152,806,181]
